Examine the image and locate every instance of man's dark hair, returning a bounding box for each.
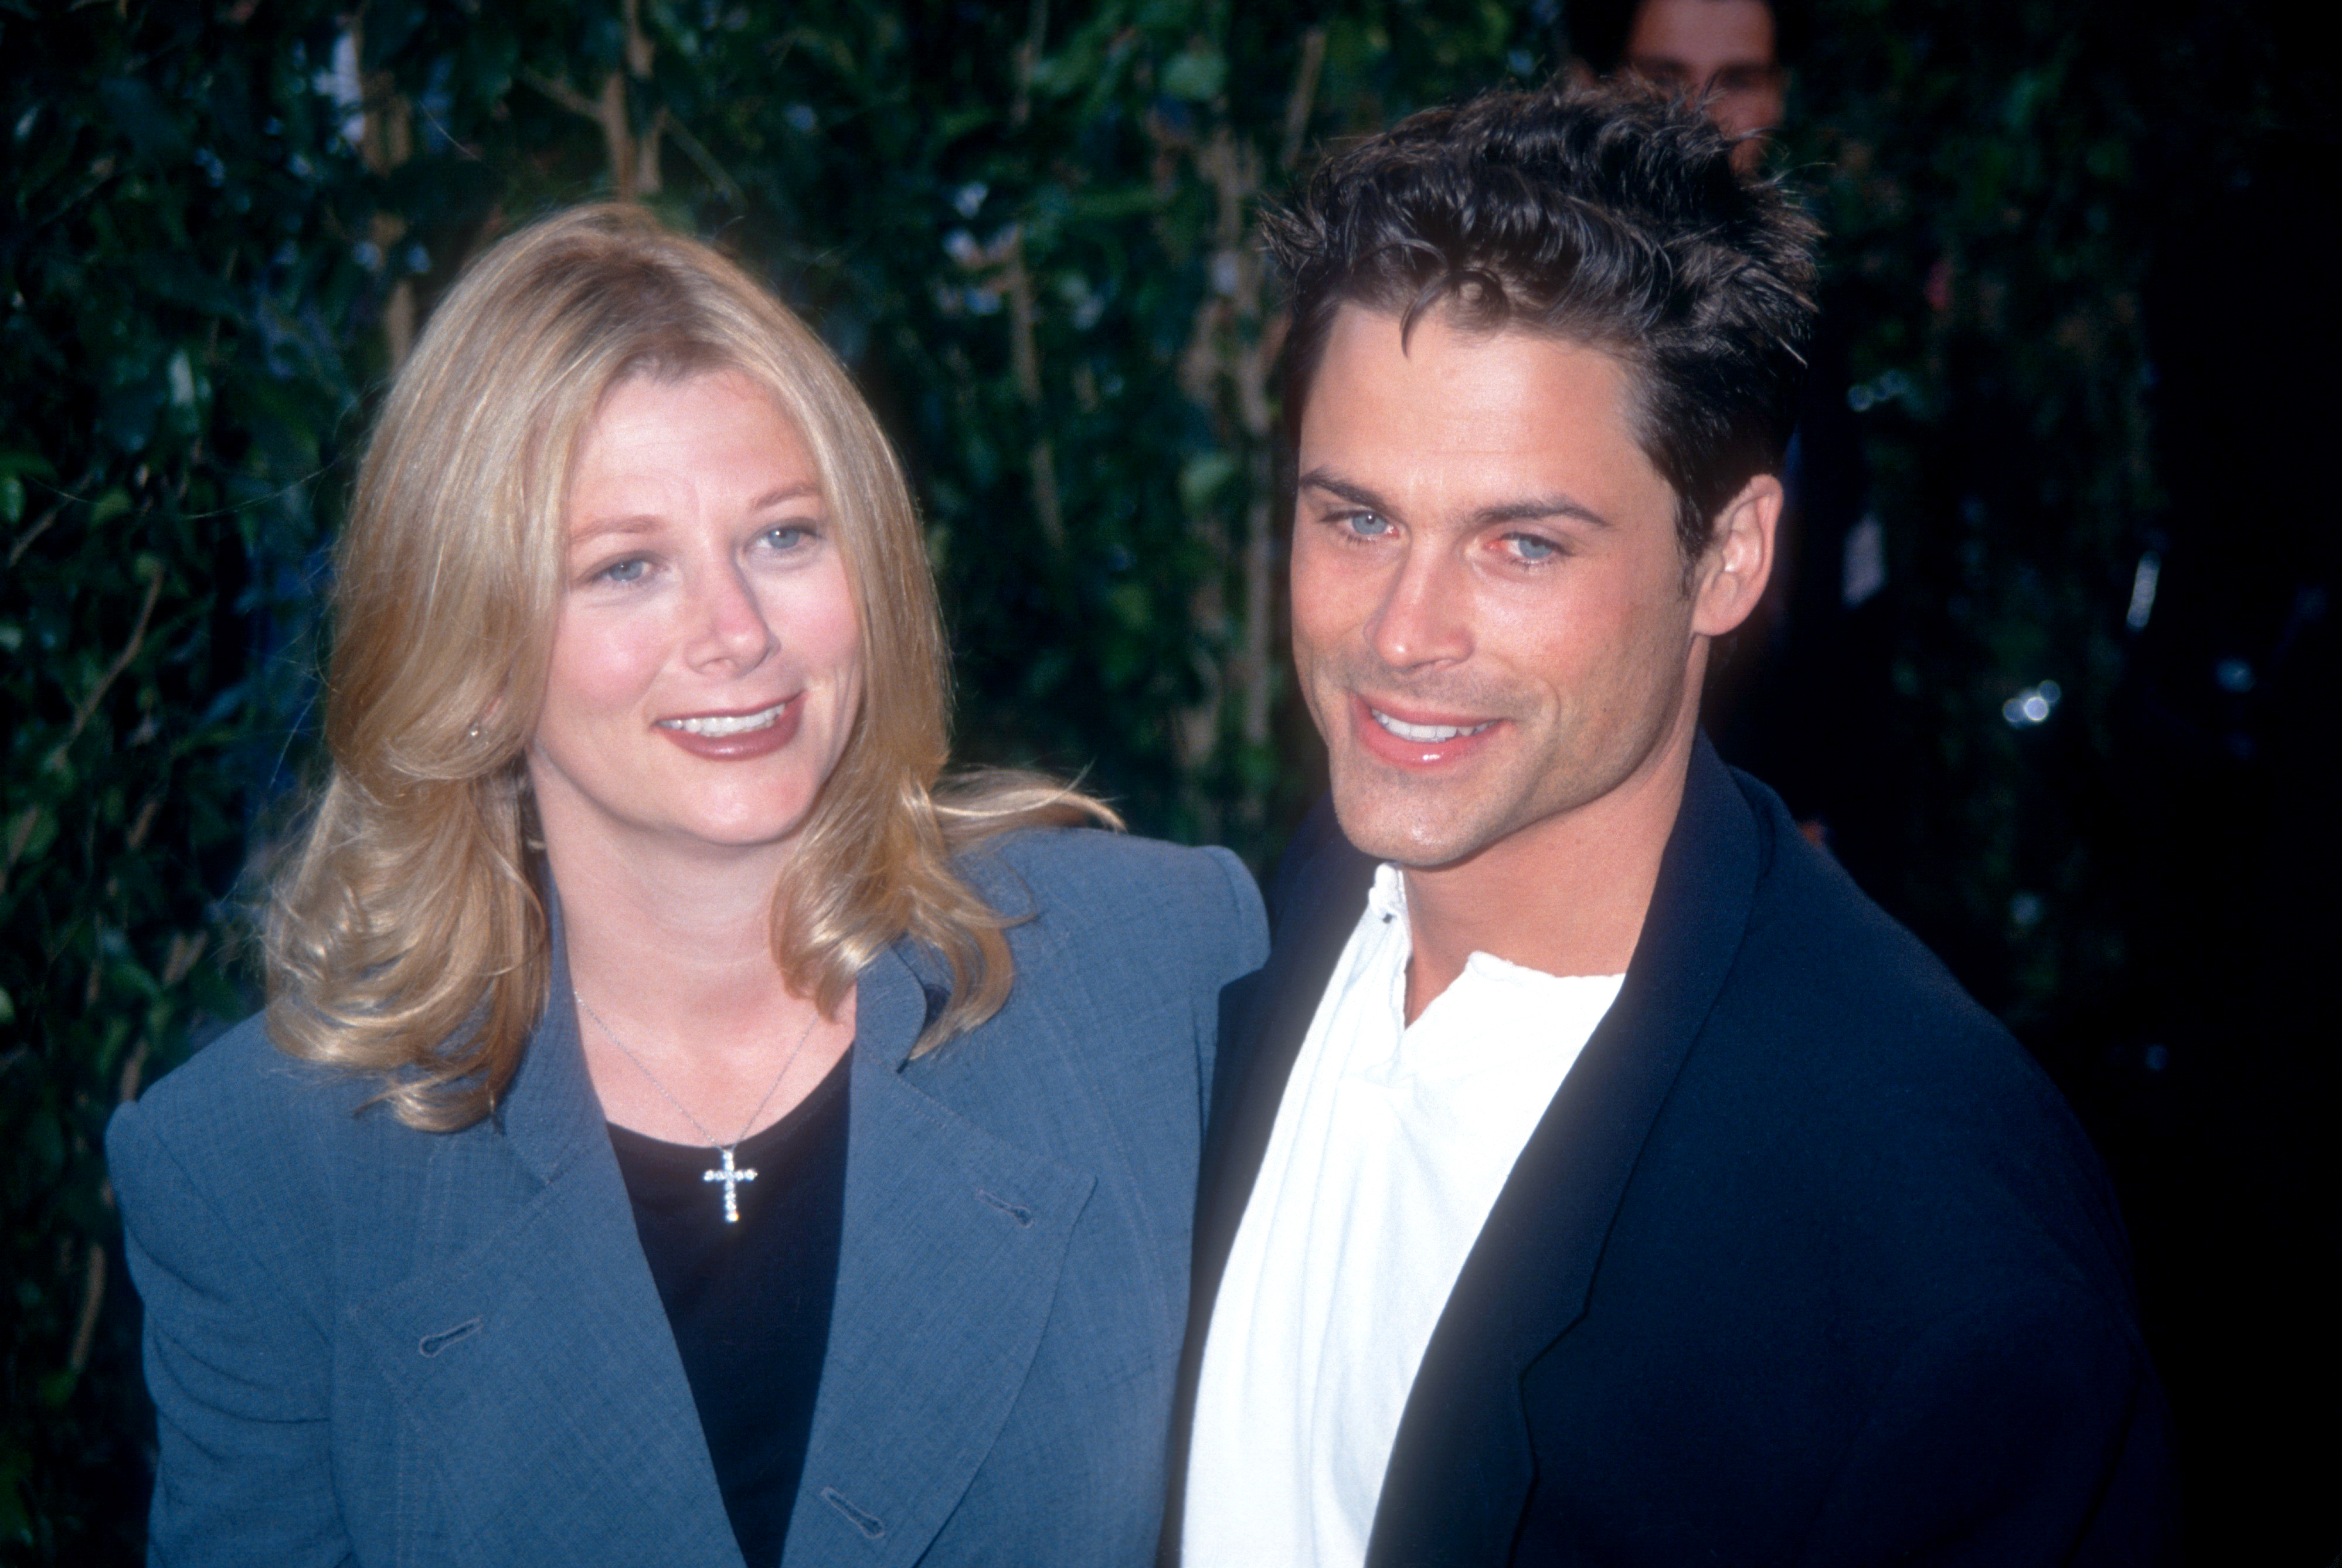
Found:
[1266,82,1818,560]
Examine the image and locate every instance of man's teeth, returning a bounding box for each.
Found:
[660,702,787,737]
[1371,708,1494,743]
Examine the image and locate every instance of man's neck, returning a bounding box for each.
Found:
[1399,707,1697,1023]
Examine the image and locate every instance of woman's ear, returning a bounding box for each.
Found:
[467,691,510,748]
[1691,472,1782,638]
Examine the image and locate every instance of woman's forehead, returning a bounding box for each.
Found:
[568,372,821,513]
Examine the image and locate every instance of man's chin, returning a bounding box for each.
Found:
[1327,777,1501,870]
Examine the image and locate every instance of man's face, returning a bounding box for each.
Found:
[1624,0,1784,170]
[1290,306,1712,870]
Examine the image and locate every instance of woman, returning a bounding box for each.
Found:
[107,204,1266,1568]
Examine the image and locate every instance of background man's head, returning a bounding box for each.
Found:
[1266,84,1817,869]
[1576,0,1801,171]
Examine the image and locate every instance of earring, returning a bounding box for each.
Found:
[467,722,484,739]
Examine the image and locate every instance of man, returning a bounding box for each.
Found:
[1603,0,1791,172]
[1583,0,1892,870]
[1167,84,2173,1566]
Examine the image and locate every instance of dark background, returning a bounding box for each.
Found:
[2,1,2334,1560]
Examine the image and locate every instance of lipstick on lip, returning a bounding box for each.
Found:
[1351,693,1502,767]
[654,694,802,760]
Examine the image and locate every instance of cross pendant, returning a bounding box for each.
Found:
[703,1145,757,1223]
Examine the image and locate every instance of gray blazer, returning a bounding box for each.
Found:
[108,829,1266,1568]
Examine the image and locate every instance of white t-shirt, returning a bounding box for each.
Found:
[1184,865,1623,1567]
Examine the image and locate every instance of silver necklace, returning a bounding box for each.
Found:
[576,990,820,1223]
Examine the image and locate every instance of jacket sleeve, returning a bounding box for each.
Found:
[1196,845,1270,984]
[1191,846,1269,1119]
[107,1098,354,1567]
[1797,1290,2178,1567]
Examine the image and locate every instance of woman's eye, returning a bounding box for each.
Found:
[594,557,651,585]
[1503,532,1561,563]
[759,524,814,552]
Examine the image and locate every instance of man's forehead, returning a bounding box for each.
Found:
[1304,305,1643,433]
[1627,0,1778,67]
[1297,307,1668,512]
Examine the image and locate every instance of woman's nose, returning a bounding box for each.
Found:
[682,561,777,672]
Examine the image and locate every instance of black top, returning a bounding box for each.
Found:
[609,1053,849,1568]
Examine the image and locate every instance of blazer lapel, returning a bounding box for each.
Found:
[1365,739,1767,1567]
[783,945,1095,1568]
[346,907,742,1567]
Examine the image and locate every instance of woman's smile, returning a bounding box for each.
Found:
[654,695,804,759]
[528,368,865,860]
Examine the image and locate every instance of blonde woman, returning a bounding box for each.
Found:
[107,205,1265,1568]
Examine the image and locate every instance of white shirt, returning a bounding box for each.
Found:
[1184,865,1623,1568]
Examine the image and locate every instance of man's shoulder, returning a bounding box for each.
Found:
[1721,767,2041,1105]
[1664,770,2133,1300]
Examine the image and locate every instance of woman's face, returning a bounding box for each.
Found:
[528,369,863,867]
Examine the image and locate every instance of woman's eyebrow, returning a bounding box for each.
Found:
[569,482,825,545]
[568,514,662,545]
[747,481,823,512]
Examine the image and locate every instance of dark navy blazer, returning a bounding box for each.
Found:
[111,829,1266,1568]
[1168,741,2176,1564]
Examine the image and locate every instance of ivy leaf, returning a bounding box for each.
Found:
[1161,47,1227,103]
[96,77,191,165]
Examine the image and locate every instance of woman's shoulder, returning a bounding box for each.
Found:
[107,1009,383,1219]
[961,827,1268,981]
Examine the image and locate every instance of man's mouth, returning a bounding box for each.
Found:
[1369,706,1496,744]
[656,700,791,737]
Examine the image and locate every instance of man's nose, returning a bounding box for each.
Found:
[1367,542,1473,672]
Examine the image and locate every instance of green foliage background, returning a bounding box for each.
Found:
[1,0,2327,1559]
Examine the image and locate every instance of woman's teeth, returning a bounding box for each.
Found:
[1372,708,1494,743]
[659,702,788,736]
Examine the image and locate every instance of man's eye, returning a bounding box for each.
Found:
[1504,532,1560,563]
[1342,511,1393,538]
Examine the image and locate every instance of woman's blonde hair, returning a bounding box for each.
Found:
[266,203,1113,1131]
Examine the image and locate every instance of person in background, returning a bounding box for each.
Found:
[1607,0,1789,172]
[1165,83,2173,1566]
[108,203,1265,1568]
[1580,0,1892,865]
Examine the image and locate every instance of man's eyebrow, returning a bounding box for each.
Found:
[1298,467,1610,530]
[1297,468,1401,518]
[1470,493,1613,530]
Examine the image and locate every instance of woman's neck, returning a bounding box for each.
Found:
[550,829,790,1014]
[541,811,855,1150]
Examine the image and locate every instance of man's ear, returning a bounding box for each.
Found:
[1691,472,1782,638]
